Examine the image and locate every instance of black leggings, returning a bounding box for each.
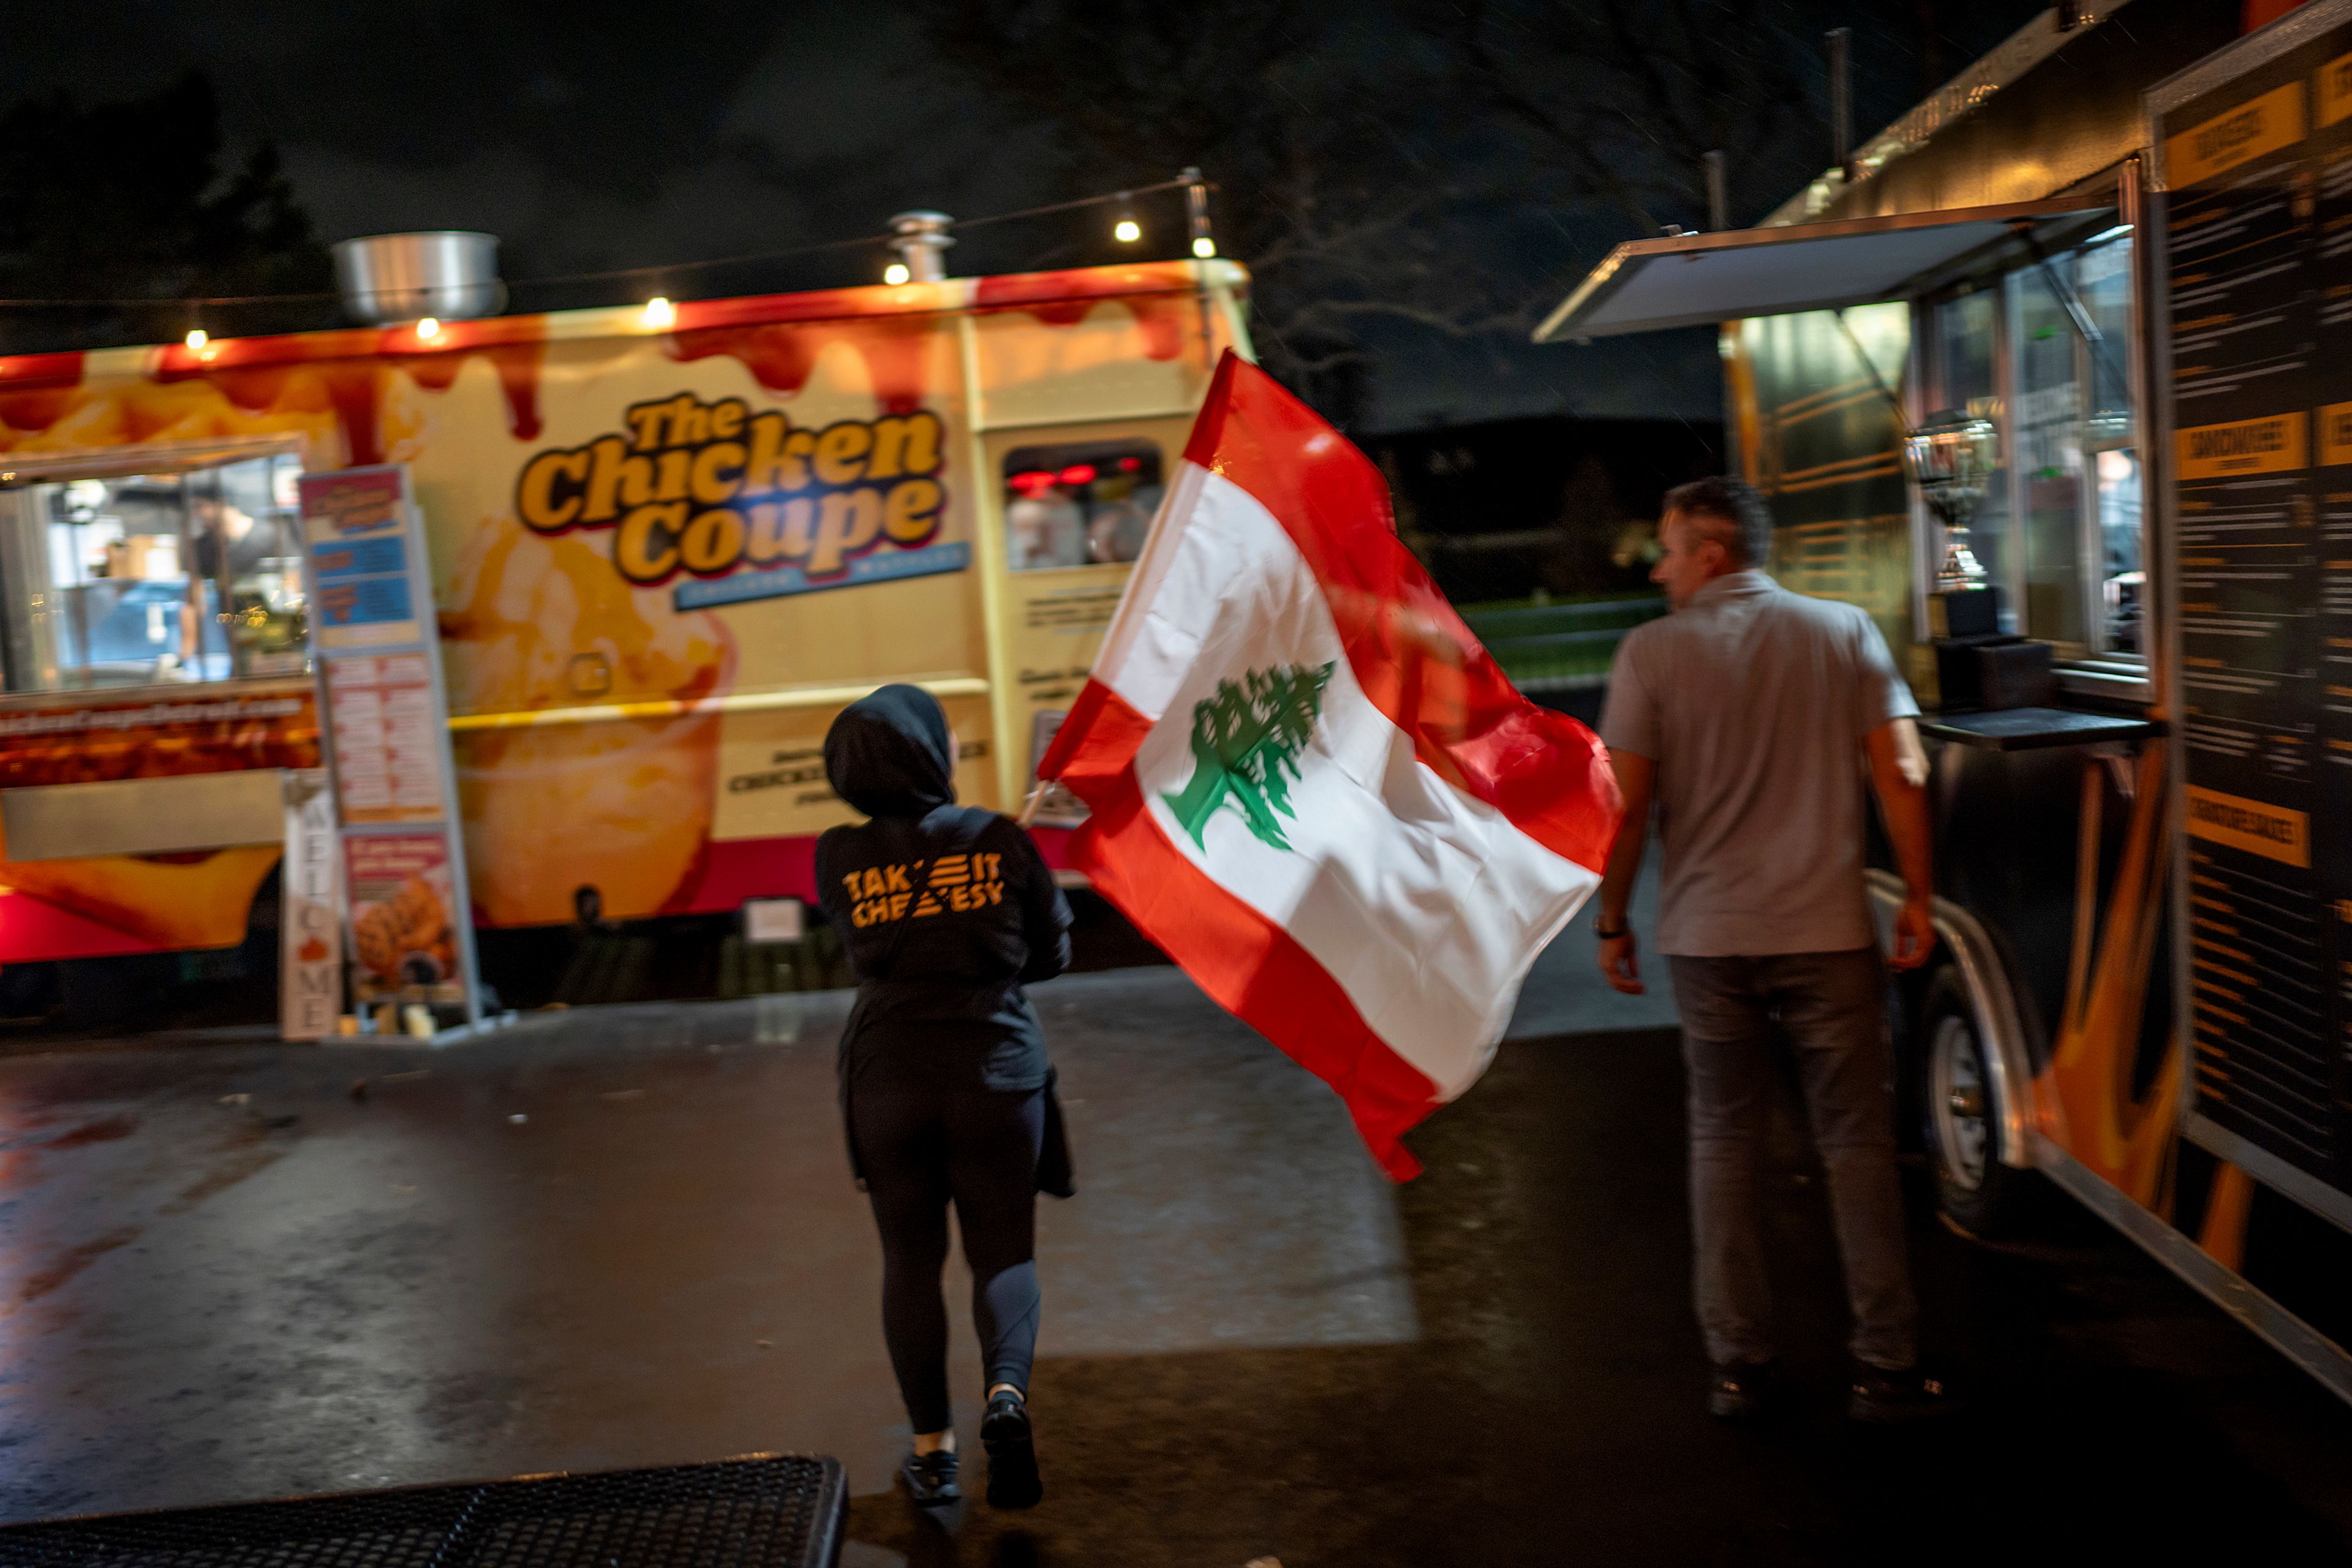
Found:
[853,1085,1044,1434]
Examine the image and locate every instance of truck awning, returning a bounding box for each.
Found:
[1533,197,2117,342]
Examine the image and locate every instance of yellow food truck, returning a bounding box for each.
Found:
[1538,0,2352,1400]
[0,258,1249,970]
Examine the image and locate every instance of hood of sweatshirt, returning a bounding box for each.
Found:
[823,683,957,818]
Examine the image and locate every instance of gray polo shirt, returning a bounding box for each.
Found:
[1599,570,1916,957]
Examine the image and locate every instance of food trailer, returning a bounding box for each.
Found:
[0,259,1250,970]
[1539,0,2352,1400]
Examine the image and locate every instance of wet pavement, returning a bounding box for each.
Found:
[1,899,2350,1564]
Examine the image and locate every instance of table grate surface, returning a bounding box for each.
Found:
[0,1455,842,1568]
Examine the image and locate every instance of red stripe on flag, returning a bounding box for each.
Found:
[1185,352,1621,873]
[1034,676,1149,790]
[1061,690,1439,1180]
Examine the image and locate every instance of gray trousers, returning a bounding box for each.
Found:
[1667,949,1919,1371]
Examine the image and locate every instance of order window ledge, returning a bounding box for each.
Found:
[1916,705,2160,752]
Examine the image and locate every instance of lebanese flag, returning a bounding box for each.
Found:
[1037,352,1622,1178]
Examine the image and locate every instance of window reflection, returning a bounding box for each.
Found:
[2098,448,2144,653]
[1001,440,1164,571]
[0,453,307,692]
[2015,265,2086,650]
[1932,289,2009,612]
[2076,236,2141,655]
[1928,227,2141,658]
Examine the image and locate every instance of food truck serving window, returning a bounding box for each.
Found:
[0,451,309,692]
[1002,439,1165,571]
[1923,226,2143,658]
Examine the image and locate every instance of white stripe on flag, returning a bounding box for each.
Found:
[1104,466,1598,1098]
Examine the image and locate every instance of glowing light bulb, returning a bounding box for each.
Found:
[1192,236,1216,258]
[184,329,208,351]
[883,262,911,285]
[415,316,441,340]
[1114,218,1142,243]
[643,296,675,328]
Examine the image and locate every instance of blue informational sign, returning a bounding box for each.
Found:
[309,535,410,581]
[324,575,415,628]
[673,541,972,611]
[302,469,427,649]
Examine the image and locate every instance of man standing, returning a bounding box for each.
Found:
[1594,477,1949,1423]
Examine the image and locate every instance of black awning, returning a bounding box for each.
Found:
[1534,198,2117,342]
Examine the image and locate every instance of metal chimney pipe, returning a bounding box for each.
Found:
[1182,166,1214,258]
[1702,150,1729,231]
[888,212,956,283]
[332,232,504,325]
[1826,28,1853,177]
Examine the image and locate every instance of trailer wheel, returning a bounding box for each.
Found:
[1918,968,2027,1237]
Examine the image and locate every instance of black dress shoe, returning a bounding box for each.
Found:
[1708,1360,1780,1422]
[981,1389,1042,1509]
[1847,1365,1962,1424]
[900,1448,960,1506]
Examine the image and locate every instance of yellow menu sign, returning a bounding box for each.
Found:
[2323,401,2352,467]
[2321,51,2352,129]
[2186,785,2310,869]
[2177,412,2308,480]
[2168,81,2307,188]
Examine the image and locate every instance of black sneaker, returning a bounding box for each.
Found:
[1707,1360,1780,1422]
[900,1448,959,1506]
[1847,1365,1961,1424]
[981,1388,1042,1509]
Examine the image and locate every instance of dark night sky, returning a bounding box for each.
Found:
[7,1,2043,431]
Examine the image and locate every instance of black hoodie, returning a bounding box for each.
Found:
[816,685,1072,1091]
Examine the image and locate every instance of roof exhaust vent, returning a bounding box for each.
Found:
[332,232,505,325]
[887,212,956,284]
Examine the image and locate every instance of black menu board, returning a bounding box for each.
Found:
[2160,11,2352,1196]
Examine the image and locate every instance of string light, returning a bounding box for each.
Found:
[642,296,675,328]
[1114,218,1142,243]
[883,263,911,285]
[184,329,208,350]
[415,317,441,340]
[0,175,1219,316]
[1192,236,1216,259]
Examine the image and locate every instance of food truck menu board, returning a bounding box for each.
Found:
[298,466,485,1028]
[322,654,448,825]
[2158,10,2352,1197]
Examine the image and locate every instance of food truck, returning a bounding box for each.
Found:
[1539,0,2352,1400]
[0,258,1250,974]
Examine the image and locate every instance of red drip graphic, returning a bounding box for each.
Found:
[399,341,546,442]
[973,267,1196,361]
[149,322,548,466]
[0,352,86,434]
[665,317,938,413]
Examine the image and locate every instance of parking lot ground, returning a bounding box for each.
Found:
[0,960,2347,1566]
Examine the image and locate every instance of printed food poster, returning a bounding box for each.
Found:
[344,832,462,1005]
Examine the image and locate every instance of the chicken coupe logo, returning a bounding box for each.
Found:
[513,393,948,586]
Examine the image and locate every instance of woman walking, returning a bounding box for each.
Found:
[817,685,1074,1510]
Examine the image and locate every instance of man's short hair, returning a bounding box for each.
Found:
[1662,476,1773,569]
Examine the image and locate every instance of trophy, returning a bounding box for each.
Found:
[1903,409,2000,637]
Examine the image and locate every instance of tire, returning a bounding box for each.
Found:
[1917,967,2032,1237]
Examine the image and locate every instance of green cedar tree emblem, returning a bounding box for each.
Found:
[1160,662,1336,851]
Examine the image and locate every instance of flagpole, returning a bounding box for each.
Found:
[1015,782,1047,828]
